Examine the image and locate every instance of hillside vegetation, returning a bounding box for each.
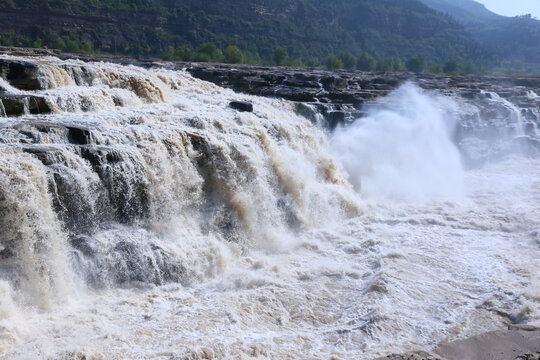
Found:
[0,1,486,65]
[419,0,540,73]
[0,0,538,73]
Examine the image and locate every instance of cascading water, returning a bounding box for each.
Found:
[455,88,540,165]
[0,56,538,359]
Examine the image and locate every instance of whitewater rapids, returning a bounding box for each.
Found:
[0,56,538,359]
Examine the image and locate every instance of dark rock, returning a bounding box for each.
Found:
[79,146,149,223]
[28,96,51,114]
[67,126,91,145]
[105,240,188,286]
[461,91,479,99]
[0,46,60,57]
[229,100,253,112]
[1,97,25,116]
[0,59,41,90]
[327,111,347,130]
[294,102,319,123]
[320,76,337,90]
[1,95,51,116]
[274,87,317,102]
[23,145,67,166]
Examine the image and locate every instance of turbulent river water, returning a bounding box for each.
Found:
[0,56,539,359]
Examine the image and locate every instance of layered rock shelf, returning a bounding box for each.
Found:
[184,62,540,129]
[1,48,539,124]
[1,47,540,165]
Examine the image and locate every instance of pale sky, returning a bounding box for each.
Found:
[475,0,540,18]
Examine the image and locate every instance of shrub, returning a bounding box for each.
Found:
[273,46,288,66]
[224,45,243,64]
[338,51,356,69]
[325,54,343,70]
[357,52,376,71]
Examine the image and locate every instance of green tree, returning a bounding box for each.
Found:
[426,61,442,74]
[338,51,356,69]
[82,41,94,53]
[376,58,394,72]
[195,42,222,62]
[304,57,321,67]
[31,38,43,49]
[273,46,288,66]
[175,45,193,61]
[325,54,343,70]
[163,46,175,60]
[357,52,376,71]
[458,62,485,75]
[243,50,262,65]
[53,36,67,51]
[224,45,243,64]
[285,57,303,67]
[63,36,80,53]
[390,57,405,71]
[406,55,425,73]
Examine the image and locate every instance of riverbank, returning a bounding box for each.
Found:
[377,325,539,360]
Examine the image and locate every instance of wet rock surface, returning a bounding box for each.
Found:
[229,100,253,112]
[0,58,41,90]
[1,95,51,116]
[1,47,540,166]
[184,63,540,128]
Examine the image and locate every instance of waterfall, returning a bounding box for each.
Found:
[1,56,539,360]
[0,56,360,310]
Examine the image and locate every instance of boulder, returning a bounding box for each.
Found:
[229,100,253,112]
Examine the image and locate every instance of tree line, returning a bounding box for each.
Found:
[0,32,487,75]
[162,43,487,75]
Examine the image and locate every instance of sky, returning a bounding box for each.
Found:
[475,0,540,18]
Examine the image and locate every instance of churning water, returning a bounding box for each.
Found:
[0,56,539,359]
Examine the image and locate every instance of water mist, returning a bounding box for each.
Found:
[331,83,464,201]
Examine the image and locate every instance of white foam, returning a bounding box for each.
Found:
[331,83,464,201]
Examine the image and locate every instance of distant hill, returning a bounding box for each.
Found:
[417,0,502,23]
[0,0,487,64]
[419,0,540,70]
